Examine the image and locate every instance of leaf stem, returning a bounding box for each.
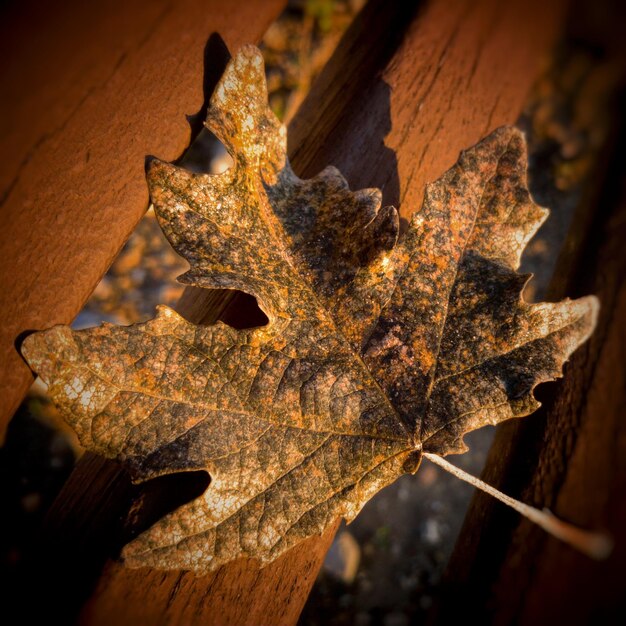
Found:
[423,452,613,560]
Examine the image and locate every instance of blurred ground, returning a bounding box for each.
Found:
[0,1,619,624]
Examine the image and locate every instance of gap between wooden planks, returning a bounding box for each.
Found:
[13,0,567,624]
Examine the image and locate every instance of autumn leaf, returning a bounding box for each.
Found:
[21,45,598,573]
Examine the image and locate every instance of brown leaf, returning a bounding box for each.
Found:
[21,45,598,573]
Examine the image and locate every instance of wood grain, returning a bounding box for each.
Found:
[0,0,285,439]
[14,0,568,624]
[289,0,564,218]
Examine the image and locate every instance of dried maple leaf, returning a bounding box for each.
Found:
[22,45,599,572]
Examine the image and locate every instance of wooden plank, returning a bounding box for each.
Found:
[0,0,285,439]
[15,0,568,624]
